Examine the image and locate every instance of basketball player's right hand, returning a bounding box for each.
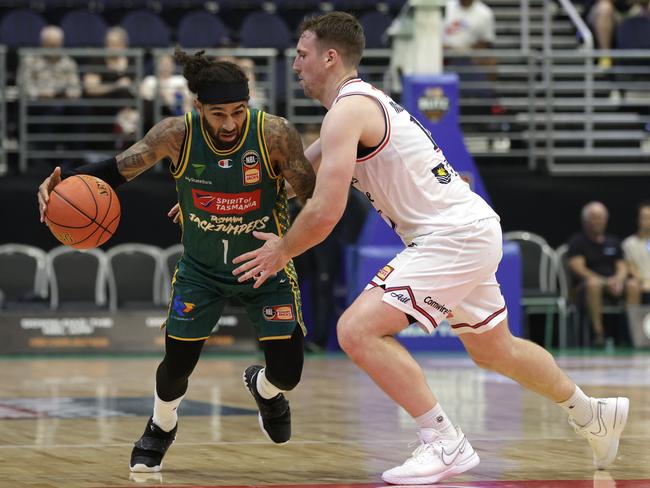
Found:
[168,203,181,224]
[38,166,62,223]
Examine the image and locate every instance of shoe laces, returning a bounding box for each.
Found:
[258,393,289,419]
[404,432,445,465]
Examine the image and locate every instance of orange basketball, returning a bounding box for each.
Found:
[45,175,121,249]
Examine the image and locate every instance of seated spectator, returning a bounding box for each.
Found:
[623,201,650,303]
[140,54,192,130]
[21,25,81,100]
[83,27,138,147]
[567,201,641,346]
[19,25,81,164]
[585,0,642,69]
[443,0,495,52]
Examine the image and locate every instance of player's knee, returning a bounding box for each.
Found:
[336,314,362,356]
[585,276,603,291]
[159,356,194,382]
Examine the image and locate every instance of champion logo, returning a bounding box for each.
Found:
[440,435,467,466]
[218,159,233,169]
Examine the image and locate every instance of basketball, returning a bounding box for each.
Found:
[45,174,121,249]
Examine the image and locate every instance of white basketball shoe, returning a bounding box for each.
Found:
[569,397,629,469]
[381,426,480,485]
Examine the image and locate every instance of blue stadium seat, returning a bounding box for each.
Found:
[177,10,229,48]
[359,10,392,48]
[61,10,108,47]
[120,9,171,47]
[0,9,47,47]
[239,11,291,50]
[616,16,650,49]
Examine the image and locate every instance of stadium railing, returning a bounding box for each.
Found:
[17,47,145,173]
[0,45,6,172]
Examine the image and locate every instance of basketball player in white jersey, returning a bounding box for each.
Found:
[233,11,629,485]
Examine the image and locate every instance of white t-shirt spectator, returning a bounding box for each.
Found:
[444,0,496,50]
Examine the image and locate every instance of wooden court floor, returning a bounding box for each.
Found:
[0,352,648,488]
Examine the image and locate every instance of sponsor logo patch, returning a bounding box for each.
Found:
[418,87,450,122]
[424,296,452,316]
[375,265,394,281]
[173,296,195,317]
[192,189,261,215]
[432,163,452,184]
[262,304,295,322]
[242,150,261,185]
[192,164,206,177]
[218,159,233,169]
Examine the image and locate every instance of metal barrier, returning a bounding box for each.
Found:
[18,48,145,173]
[0,45,6,171]
[150,48,279,124]
[537,0,650,174]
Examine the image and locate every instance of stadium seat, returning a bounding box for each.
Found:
[0,9,47,47]
[239,11,292,50]
[120,10,171,47]
[616,16,650,49]
[47,246,109,311]
[161,243,183,300]
[61,10,108,48]
[0,244,48,310]
[177,10,230,48]
[106,243,166,310]
[359,10,392,48]
[504,231,568,349]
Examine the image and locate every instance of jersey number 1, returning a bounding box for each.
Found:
[222,239,229,264]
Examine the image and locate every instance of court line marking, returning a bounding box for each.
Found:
[0,435,648,450]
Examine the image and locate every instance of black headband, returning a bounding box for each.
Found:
[197,82,249,104]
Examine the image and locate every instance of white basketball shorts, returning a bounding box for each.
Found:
[365,217,507,335]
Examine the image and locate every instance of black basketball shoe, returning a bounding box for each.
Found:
[129,417,177,472]
[243,365,291,444]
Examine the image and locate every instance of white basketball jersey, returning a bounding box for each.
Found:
[334,78,498,244]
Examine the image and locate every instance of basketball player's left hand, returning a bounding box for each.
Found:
[232,231,288,289]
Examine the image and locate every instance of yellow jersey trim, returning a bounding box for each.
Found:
[168,334,211,342]
[259,335,292,341]
[172,112,193,180]
[200,108,251,156]
[258,112,279,180]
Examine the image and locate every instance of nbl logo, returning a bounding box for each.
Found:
[418,87,450,123]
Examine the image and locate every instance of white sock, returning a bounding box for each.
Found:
[415,403,458,439]
[256,367,282,400]
[558,386,594,427]
[152,390,184,432]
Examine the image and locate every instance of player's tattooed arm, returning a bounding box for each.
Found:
[264,114,316,205]
[116,116,186,181]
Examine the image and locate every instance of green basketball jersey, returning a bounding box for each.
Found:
[171,109,292,274]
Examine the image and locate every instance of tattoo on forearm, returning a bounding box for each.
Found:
[117,116,186,181]
[265,115,316,204]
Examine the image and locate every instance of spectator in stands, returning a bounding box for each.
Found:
[21,25,81,100]
[83,27,138,147]
[567,201,641,345]
[585,0,639,69]
[140,54,192,130]
[443,0,495,51]
[623,200,650,303]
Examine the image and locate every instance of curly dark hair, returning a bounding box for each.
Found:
[173,48,248,95]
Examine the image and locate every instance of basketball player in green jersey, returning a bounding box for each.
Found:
[37,49,316,472]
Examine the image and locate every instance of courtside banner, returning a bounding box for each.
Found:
[0,307,257,354]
